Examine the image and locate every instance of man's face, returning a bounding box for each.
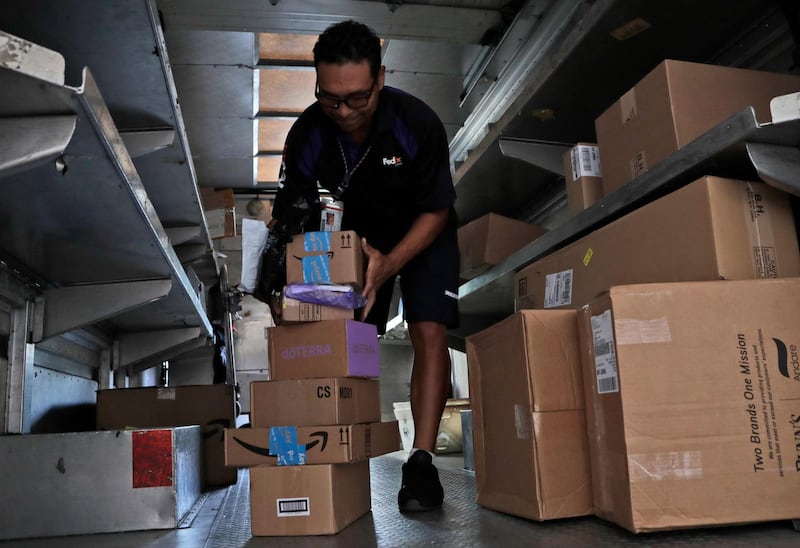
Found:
[315,60,384,138]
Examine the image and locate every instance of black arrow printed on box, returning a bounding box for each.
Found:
[341,233,351,248]
[339,427,350,445]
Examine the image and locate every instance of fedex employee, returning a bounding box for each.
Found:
[270,20,460,512]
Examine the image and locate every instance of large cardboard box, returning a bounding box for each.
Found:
[281,294,354,323]
[465,310,592,521]
[96,384,237,486]
[250,461,371,536]
[458,213,547,280]
[224,421,400,467]
[286,230,364,289]
[515,176,799,310]
[250,377,381,427]
[563,143,603,215]
[595,59,800,194]
[579,278,800,533]
[268,319,379,380]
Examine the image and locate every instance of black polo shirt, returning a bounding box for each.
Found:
[273,86,456,254]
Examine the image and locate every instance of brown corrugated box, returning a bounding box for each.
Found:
[249,461,371,536]
[515,176,799,310]
[458,213,547,280]
[200,188,236,239]
[563,143,603,215]
[96,384,237,486]
[286,230,364,289]
[281,294,354,323]
[578,278,800,532]
[595,59,800,194]
[224,421,400,467]
[267,319,379,380]
[250,377,381,427]
[466,310,592,521]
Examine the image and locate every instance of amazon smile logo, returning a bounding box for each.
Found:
[772,338,800,382]
[233,430,329,458]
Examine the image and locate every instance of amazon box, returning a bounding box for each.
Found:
[286,230,364,289]
[579,278,800,533]
[250,377,381,427]
[595,59,800,193]
[466,310,592,521]
[563,143,603,215]
[268,319,379,380]
[224,421,400,467]
[458,213,547,280]
[250,461,371,536]
[96,384,236,486]
[515,176,799,311]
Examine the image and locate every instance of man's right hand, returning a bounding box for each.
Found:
[268,292,283,326]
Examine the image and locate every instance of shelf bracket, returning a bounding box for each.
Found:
[32,279,172,342]
[0,116,76,178]
[174,244,210,264]
[498,137,571,175]
[119,127,175,158]
[116,327,208,372]
[745,142,800,196]
[165,225,203,246]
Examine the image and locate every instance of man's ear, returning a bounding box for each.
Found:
[377,65,386,90]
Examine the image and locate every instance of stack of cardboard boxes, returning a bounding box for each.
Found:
[467,59,800,533]
[224,229,400,536]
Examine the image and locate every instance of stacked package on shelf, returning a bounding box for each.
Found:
[224,229,400,536]
[488,60,800,534]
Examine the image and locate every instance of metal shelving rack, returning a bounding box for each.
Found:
[0,62,211,339]
[450,106,800,349]
[0,6,222,372]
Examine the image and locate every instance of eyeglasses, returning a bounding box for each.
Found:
[315,79,376,110]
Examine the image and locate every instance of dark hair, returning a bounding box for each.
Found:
[313,20,382,77]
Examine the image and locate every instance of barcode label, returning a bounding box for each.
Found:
[570,144,602,179]
[743,184,778,278]
[277,497,310,517]
[594,341,613,356]
[591,310,619,394]
[598,377,618,393]
[543,269,573,308]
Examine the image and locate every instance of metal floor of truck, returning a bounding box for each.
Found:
[3,451,799,547]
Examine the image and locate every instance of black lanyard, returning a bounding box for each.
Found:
[334,137,372,199]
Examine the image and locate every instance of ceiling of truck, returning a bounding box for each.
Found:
[3,0,796,232]
[156,0,795,228]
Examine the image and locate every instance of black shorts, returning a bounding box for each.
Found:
[364,226,460,335]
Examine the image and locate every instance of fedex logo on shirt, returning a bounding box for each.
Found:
[382,155,403,167]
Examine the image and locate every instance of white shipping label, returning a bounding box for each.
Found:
[514,404,532,440]
[277,497,310,517]
[742,183,778,278]
[543,269,573,308]
[570,145,602,179]
[591,310,619,394]
[770,92,800,124]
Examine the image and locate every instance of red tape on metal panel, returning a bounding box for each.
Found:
[132,429,173,488]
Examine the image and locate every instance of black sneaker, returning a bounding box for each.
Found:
[398,450,444,512]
